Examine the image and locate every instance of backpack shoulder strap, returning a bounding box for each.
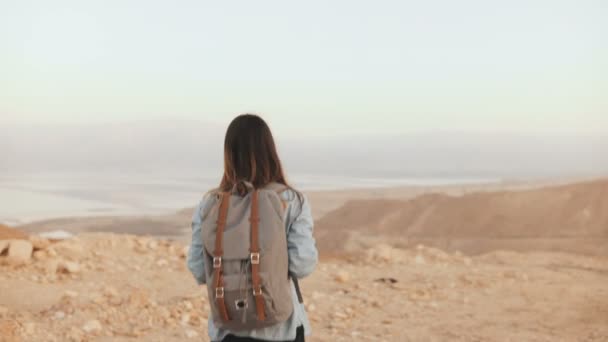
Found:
[212,192,231,322]
[249,190,266,321]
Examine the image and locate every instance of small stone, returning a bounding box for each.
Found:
[103,286,119,297]
[311,291,324,300]
[58,261,81,274]
[156,259,168,267]
[185,329,199,338]
[23,322,36,335]
[181,313,191,326]
[7,240,33,264]
[29,236,51,250]
[32,250,47,260]
[64,290,79,298]
[128,289,150,308]
[181,246,190,258]
[82,319,102,333]
[55,243,85,259]
[334,270,350,283]
[148,240,159,250]
[53,311,66,320]
[67,327,84,341]
[332,311,348,320]
[45,260,59,274]
[414,254,426,265]
[0,240,10,255]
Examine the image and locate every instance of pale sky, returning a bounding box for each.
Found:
[1,0,606,136]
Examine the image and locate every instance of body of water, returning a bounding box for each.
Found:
[0,172,500,225]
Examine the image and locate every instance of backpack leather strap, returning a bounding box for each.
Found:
[249,190,266,321]
[213,192,231,322]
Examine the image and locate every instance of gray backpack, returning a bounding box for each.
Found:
[200,182,295,330]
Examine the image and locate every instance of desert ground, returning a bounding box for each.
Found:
[1,178,608,341]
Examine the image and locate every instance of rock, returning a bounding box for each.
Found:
[82,320,102,333]
[53,311,66,320]
[55,243,85,259]
[128,289,150,308]
[103,286,119,297]
[181,313,191,326]
[67,327,84,341]
[334,270,350,283]
[185,329,199,338]
[45,260,60,274]
[156,259,169,267]
[332,311,348,320]
[33,250,47,260]
[29,236,51,250]
[7,240,33,264]
[64,290,79,298]
[181,246,190,258]
[58,261,81,274]
[23,322,36,335]
[0,240,9,255]
[148,240,159,250]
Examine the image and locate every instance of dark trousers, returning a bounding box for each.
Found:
[222,326,305,342]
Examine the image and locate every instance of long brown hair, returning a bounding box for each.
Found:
[219,114,290,193]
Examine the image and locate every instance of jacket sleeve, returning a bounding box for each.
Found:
[286,193,318,279]
[187,197,209,285]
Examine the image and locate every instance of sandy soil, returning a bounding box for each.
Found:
[2,178,607,341]
[1,234,607,342]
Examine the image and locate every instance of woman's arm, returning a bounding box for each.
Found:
[286,193,318,279]
[187,198,209,285]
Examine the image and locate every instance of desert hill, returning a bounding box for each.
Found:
[316,178,608,256]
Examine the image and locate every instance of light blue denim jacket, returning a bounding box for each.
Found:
[187,189,318,342]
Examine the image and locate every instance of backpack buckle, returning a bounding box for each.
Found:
[252,286,262,296]
[215,287,225,299]
[250,253,260,265]
[213,257,222,268]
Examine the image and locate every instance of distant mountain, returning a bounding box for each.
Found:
[315,178,608,256]
[1,122,606,179]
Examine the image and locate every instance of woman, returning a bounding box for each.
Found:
[187,114,318,342]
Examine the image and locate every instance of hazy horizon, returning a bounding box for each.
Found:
[1,120,606,180]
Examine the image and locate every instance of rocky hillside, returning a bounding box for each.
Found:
[315,179,608,256]
[1,227,607,341]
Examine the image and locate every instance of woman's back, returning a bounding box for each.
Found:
[186,114,318,342]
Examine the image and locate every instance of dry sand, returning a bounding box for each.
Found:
[0,233,607,341]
